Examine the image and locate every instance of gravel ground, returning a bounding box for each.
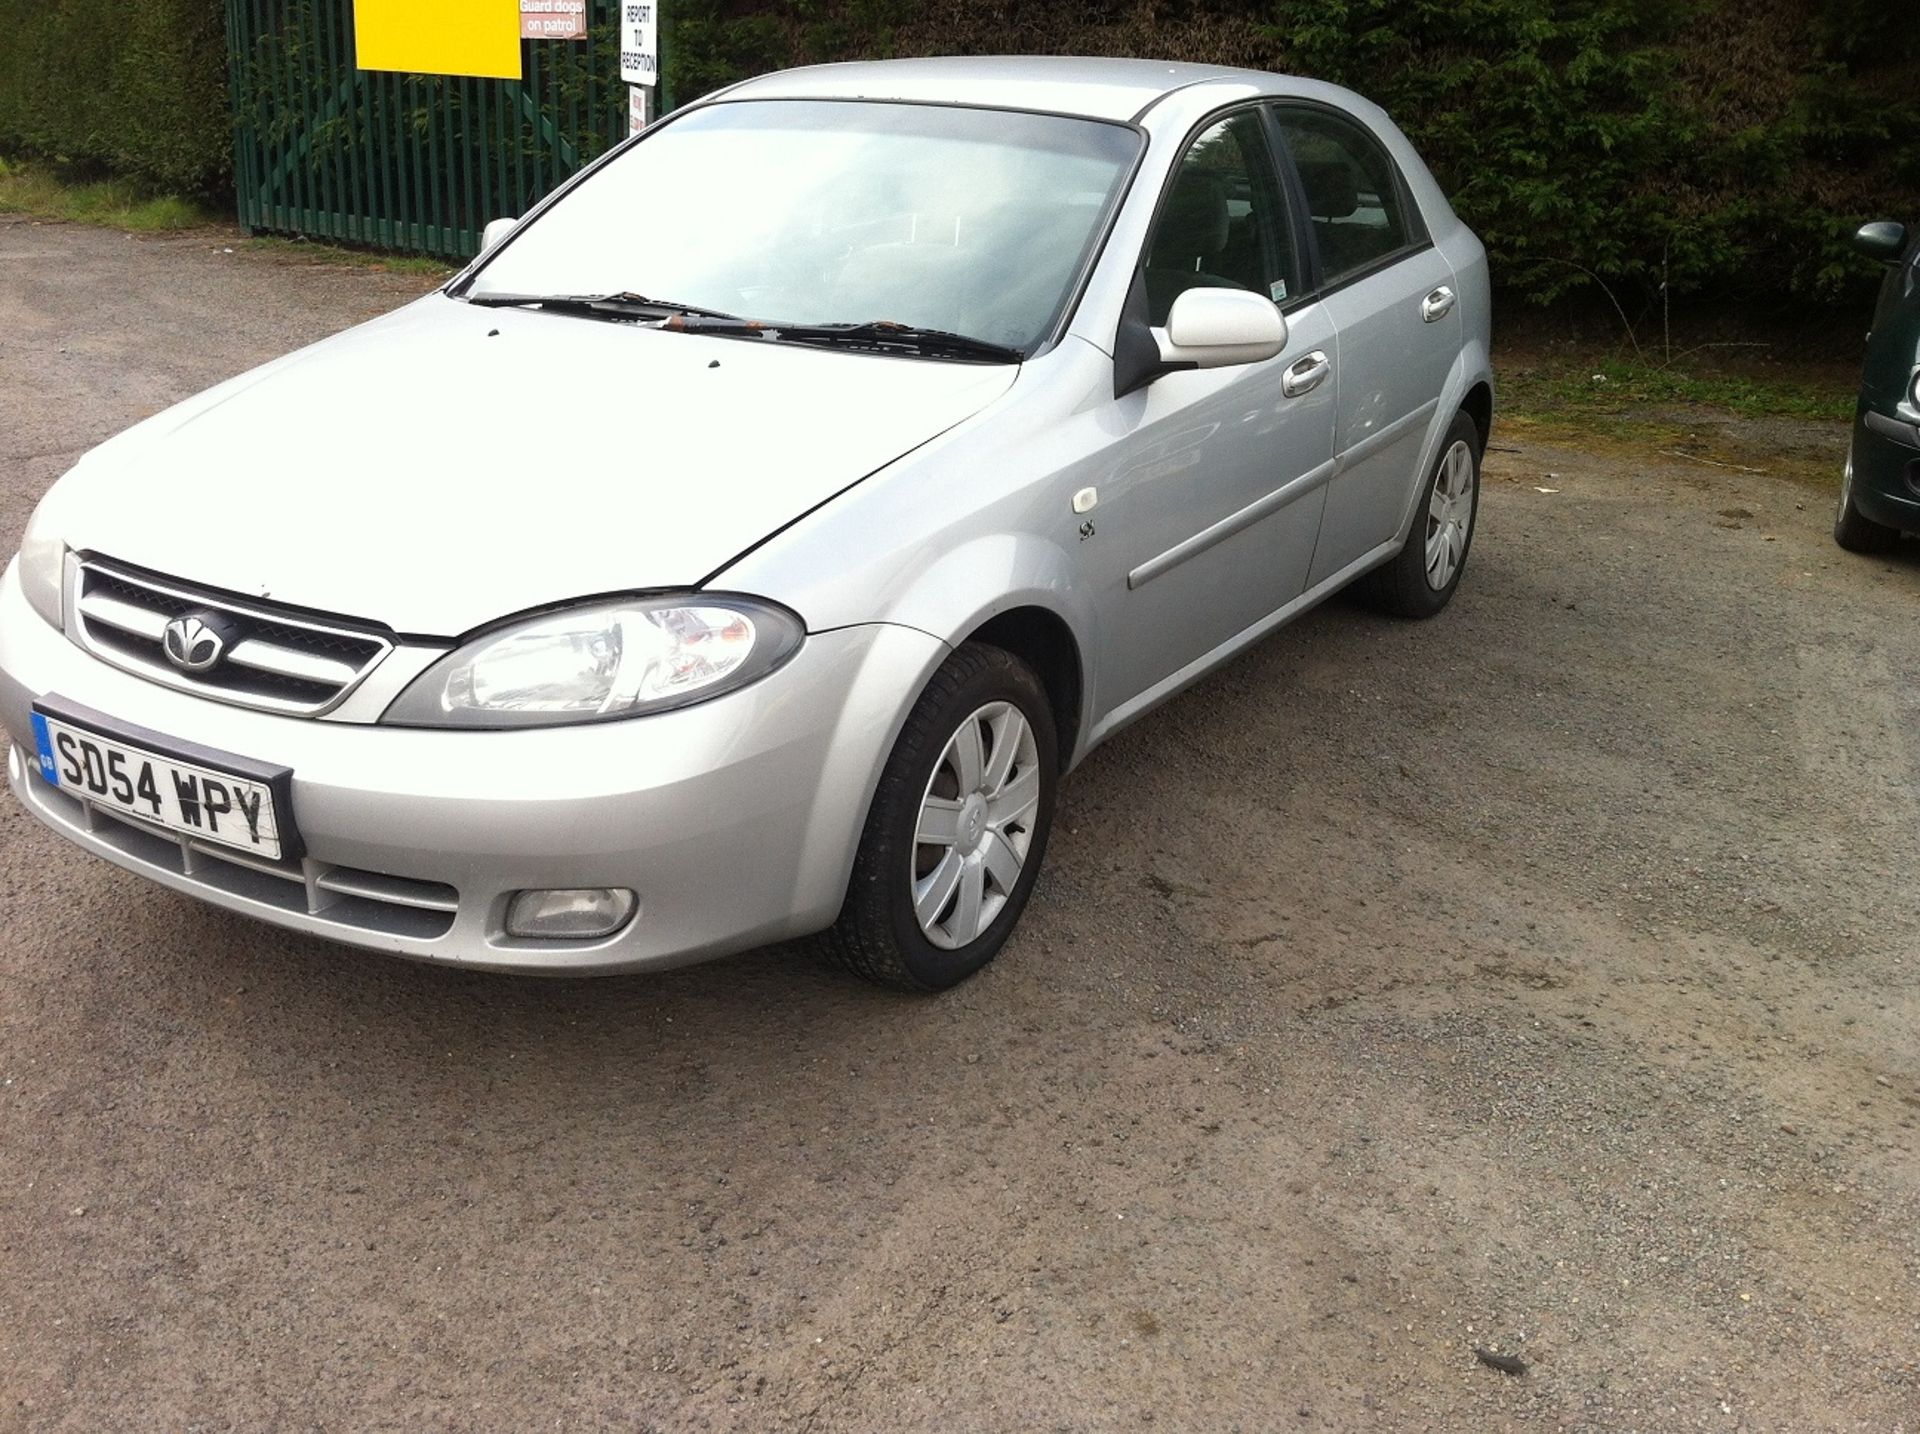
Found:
[2,217,1917,1432]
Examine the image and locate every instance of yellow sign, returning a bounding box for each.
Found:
[355,0,523,79]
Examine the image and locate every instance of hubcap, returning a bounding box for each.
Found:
[1424,439,1477,591]
[911,701,1040,950]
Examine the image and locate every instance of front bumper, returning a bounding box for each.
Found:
[1846,406,1920,533]
[0,562,945,973]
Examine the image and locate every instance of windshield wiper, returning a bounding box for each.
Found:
[462,291,744,322]
[461,296,1023,362]
[661,315,1024,364]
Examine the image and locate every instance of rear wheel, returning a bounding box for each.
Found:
[819,642,1058,990]
[1357,410,1482,618]
[1834,446,1901,553]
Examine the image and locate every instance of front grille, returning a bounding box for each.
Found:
[72,558,394,716]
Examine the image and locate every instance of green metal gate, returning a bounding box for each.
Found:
[226,0,632,260]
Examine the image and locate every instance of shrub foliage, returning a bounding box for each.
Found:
[0,0,230,196]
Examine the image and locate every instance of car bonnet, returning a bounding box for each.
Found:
[41,296,1018,635]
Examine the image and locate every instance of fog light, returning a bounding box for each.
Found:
[505,888,636,940]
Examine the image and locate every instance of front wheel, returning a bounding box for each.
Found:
[819,642,1058,990]
[1358,410,1482,618]
[1834,446,1900,554]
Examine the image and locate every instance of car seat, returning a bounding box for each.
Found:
[1296,158,1390,277]
[1144,171,1249,324]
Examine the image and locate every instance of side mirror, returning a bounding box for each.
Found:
[1852,220,1908,263]
[1155,287,1289,370]
[480,216,518,252]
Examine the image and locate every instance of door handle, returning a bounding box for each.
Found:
[1282,351,1331,398]
[1422,286,1456,323]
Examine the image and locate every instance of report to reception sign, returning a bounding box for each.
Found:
[355,0,522,78]
[621,1,658,83]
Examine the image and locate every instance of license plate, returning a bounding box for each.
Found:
[30,699,298,862]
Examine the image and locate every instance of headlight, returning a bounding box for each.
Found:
[17,497,65,630]
[382,594,804,728]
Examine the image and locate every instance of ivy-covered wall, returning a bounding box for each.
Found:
[2,0,1913,315]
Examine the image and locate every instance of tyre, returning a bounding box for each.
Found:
[819,641,1059,990]
[1834,446,1900,554]
[1357,410,1482,618]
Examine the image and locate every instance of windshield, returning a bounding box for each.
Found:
[465,99,1142,355]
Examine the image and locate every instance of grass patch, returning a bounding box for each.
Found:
[0,156,209,231]
[242,235,454,278]
[1493,352,1856,488]
[1500,354,1855,425]
[0,157,448,278]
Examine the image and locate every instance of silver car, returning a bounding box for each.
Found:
[0,58,1491,988]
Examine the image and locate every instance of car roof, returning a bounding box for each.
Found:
[718,55,1300,124]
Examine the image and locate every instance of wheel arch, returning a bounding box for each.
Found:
[966,605,1085,769]
[1390,349,1494,548]
[819,526,1096,771]
[1460,379,1494,451]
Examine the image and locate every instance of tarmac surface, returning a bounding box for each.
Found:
[2,217,1917,1430]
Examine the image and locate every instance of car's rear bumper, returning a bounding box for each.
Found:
[1847,406,1920,532]
[0,561,942,974]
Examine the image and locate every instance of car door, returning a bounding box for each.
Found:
[1270,103,1461,587]
[1085,106,1339,715]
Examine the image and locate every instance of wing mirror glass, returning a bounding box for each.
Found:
[480,216,518,252]
[1155,288,1289,370]
[1852,220,1908,262]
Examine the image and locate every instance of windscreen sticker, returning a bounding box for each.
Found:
[1270,279,1289,302]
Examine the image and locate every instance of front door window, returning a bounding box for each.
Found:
[1143,111,1297,324]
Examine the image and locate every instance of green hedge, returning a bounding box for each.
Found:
[0,0,229,196]
[2,0,1913,315]
[1256,0,1920,313]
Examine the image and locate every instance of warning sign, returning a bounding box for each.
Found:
[520,0,587,40]
[620,1,657,85]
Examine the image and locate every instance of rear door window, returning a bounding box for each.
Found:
[1271,106,1424,288]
